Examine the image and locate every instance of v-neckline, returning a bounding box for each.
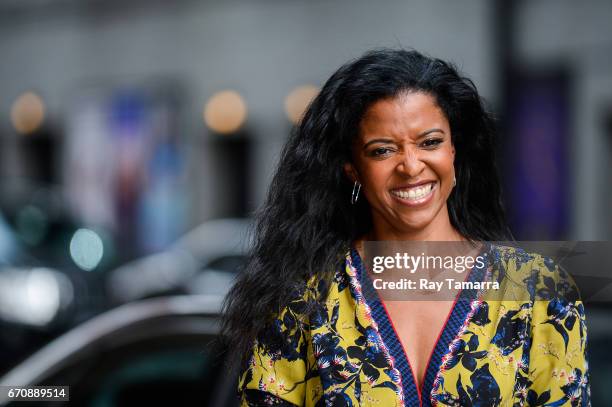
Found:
[349,245,490,406]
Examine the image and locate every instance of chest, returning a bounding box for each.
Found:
[382,300,456,390]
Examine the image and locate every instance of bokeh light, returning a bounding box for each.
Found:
[0,267,72,326]
[284,85,319,124]
[15,205,48,246]
[69,228,104,271]
[10,91,46,134]
[203,90,247,134]
[25,268,61,326]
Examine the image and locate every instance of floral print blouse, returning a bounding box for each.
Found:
[238,244,590,406]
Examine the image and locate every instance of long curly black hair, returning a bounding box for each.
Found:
[221,48,513,360]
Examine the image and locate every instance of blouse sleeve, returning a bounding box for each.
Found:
[238,297,312,406]
[526,256,591,406]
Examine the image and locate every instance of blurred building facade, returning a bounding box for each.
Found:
[0,0,610,256]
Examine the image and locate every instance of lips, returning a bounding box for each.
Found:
[390,181,436,202]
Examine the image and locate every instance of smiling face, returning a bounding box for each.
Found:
[345,91,459,241]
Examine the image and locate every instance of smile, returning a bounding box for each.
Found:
[390,182,436,205]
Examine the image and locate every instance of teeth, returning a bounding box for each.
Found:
[392,183,434,201]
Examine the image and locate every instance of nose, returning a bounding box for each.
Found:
[397,148,425,178]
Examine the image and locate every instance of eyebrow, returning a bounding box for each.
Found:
[362,128,446,149]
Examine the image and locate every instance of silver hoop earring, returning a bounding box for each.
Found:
[351,181,361,204]
[453,176,457,187]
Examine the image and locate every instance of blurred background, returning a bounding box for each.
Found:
[0,0,610,405]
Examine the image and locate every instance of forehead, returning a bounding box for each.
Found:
[358,92,449,140]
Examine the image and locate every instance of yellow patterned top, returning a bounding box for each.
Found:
[238,244,590,406]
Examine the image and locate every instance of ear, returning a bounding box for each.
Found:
[343,162,359,184]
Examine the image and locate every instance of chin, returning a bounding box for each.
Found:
[399,220,435,233]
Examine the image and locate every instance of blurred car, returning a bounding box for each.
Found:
[106,218,252,303]
[0,219,250,407]
[1,213,250,392]
[0,179,129,375]
[0,210,84,377]
[0,294,239,407]
[0,217,252,406]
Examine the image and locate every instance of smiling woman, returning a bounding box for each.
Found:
[221,49,590,406]
[344,93,458,241]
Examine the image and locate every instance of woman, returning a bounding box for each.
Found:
[222,49,590,406]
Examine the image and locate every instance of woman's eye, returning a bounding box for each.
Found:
[421,138,443,148]
[371,147,393,156]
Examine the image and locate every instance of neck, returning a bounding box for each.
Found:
[370,226,463,242]
[369,208,464,242]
